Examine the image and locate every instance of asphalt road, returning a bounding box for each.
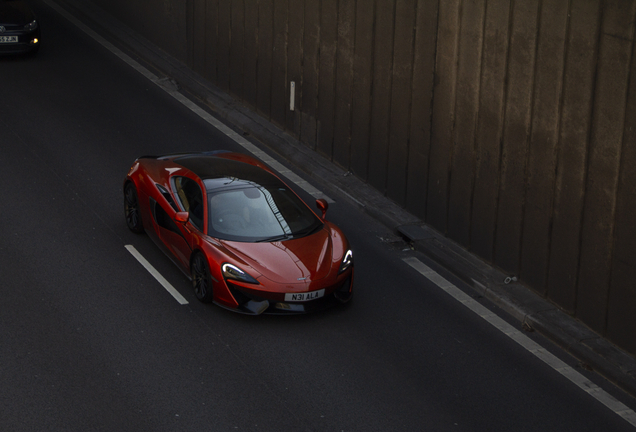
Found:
[1,1,635,431]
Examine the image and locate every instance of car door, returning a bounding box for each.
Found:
[149,184,192,272]
[167,175,206,268]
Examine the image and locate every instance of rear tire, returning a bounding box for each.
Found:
[191,253,214,303]
[124,182,144,233]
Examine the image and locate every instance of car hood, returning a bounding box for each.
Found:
[0,1,35,25]
[221,228,334,284]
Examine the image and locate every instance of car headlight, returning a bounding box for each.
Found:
[338,250,353,274]
[222,263,259,284]
[24,20,38,32]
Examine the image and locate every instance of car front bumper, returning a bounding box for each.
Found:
[0,29,40,54]
[221,274,354,315]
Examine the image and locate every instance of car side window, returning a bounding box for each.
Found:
[173,176,204,231]
[156,184,179,212]
[150,198,180,234]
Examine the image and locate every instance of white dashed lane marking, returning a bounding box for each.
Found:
[126,245,189,305]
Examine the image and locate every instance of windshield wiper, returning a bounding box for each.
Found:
[255,234,291,243]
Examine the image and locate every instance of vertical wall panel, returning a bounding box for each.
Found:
[576,0,636,333]
[191,0,207,75]
[271,0,289,128]
[186,0,195,68]
[386,0,417,206]
[470,0,510,261]
[367,0,396,192]
[230,0,246,97]
[300,0,320,149]
[427,0,460,233]
[405,0,438,220]
[317,0,338,157]
[546,0,600,313]
[333,0,356,168]
[447,0,485,246]
[243,0,259,108]
[257,0,274,118]
[519,0,569,292]
[493,0,539,274]
[286,0,305,135]
[204,0,220,84]
[350,0,375,179]
[217,0,232,91]
[607,34,636,353]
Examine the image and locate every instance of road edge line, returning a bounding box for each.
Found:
[402,256,636,428]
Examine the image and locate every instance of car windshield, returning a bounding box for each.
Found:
[207,185,322,242]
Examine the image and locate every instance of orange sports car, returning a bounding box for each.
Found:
[124,151,353,314]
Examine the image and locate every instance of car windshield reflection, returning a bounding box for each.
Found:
[207,185,322,242]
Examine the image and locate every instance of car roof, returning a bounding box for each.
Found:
[173,154,284,192]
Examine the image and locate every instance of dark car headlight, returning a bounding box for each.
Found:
[24,21,38,32]
[222,263,259,284]
[338,250,353,274]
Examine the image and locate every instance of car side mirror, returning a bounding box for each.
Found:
[175,211,189,224]
[316,199,328,220]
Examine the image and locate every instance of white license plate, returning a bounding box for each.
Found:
[0,36,18,43]
[284,289,325,302]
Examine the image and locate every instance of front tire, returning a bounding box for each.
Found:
[124,182,144,233]
[191,253,214,303]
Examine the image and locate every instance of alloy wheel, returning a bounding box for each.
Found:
[124,182,143,233]
[192,253,213,303]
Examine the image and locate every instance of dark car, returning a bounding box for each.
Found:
[0,0,40,55]
[124,151,354,314]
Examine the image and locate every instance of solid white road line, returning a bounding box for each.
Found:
[402,256,636,428]
[125,245,189,305]
[43,0,333,203]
